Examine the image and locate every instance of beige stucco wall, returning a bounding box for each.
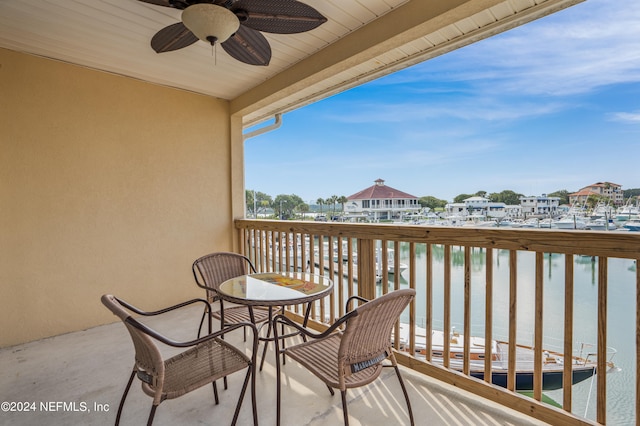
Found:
[0,48,236,347]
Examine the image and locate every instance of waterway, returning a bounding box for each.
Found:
[379,244,636,425]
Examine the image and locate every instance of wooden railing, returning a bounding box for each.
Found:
[235,219,640,425]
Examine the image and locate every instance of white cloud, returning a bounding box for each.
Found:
[378,0,640,97]
[609,110,640,123]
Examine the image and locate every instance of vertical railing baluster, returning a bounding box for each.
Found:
[260,230,267,272]
[301,233,307,273]
[597,257,608,424]
[508,250,517,392]
[443,244,451,369]
[426,243,433,363]
[264,231,276,272]
[283,231,289,272]
[347,238,354,301]
[327,235,335,323]
[484,248,493,384]
[394,241,401,292]
[563,254,574,411]
[534,252,544,400]
[318,235,325,322]
[250,228,257,269]
[463,245,471,375]
[382,239,389,294]
[337,236,345,319]
[409,242,416,358]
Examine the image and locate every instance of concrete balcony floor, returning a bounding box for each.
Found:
[0,303,549,426]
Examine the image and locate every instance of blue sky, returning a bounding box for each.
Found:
[244,0,640,203]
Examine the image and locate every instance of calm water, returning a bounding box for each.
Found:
[380,245,636,425]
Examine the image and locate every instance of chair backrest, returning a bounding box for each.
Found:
[192,252,256,301]
[101,295,165,395]
[338,288,415,375]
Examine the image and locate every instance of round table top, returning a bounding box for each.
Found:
[217,272,333,306]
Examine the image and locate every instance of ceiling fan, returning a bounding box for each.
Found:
[138,0,327,66]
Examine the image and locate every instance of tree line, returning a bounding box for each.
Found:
[246,191,349,219]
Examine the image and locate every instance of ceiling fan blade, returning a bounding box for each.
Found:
[221,25,271,66]
[230,0,327,34]
[137,0,182,9]
[137,1,231,9]
[151,22,199,53]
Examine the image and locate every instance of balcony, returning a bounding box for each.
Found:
[0,301,546,426]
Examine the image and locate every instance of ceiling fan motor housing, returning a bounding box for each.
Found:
[182,4,240,45]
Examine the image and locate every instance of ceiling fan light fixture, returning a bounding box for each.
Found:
[182,4,240,45]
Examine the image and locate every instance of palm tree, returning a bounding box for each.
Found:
[338,196,348,214]
[328,195,339,216]
[316,198,325,214]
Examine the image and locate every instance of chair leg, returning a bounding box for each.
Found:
[340,390,349,426]
[146,404,157,426]
[230,368,252,426]
[393,365,415,426]
[275,335,282,426]
[115,369,136,426]
[197,308,208,339]
[212,381,219,405]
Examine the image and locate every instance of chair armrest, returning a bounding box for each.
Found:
[345,295,369,312]
[126,318,259,349]
[116,296,213,318]
[273,311,357,341]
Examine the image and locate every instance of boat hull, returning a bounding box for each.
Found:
[469,366,596,391]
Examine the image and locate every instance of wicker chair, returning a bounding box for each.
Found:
[192,252,271,338]
[273,288,416,426]
[101,294,258,426]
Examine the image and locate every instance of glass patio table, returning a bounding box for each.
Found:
[217,271,333,370]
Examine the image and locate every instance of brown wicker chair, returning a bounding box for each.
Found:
[101,294,258,426]
[273,288,416,426]
[192,252,271,338]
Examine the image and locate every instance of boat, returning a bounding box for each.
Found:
[622,220,640,232]
[397,324,617,391]
[615,202,640,222]
[589,202,615,220]
[586,217,616,231]
[553,214,588,230]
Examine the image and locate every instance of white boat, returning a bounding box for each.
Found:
[586,218,616,231]
[623,220,640,232]
[589,202,615,220]
[553,215,588,230]
[615,202,640,221]
[397,324,617,391]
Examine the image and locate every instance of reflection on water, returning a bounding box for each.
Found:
[384,244,635,425]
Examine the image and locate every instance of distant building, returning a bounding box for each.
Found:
[569,182,624,206]
[519,194,560,216]
[445,196,509,218]
[345,179,421,220]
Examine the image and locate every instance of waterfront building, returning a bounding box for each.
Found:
[445,196,509,219]
[519,194,560,216]
[345,179,421,221]
[569,182,624,206]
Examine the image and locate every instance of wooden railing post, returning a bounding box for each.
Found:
[357,238,376,301]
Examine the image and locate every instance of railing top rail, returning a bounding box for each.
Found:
[236,219,640,259]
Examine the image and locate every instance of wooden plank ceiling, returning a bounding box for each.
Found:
[0,0,582,125]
